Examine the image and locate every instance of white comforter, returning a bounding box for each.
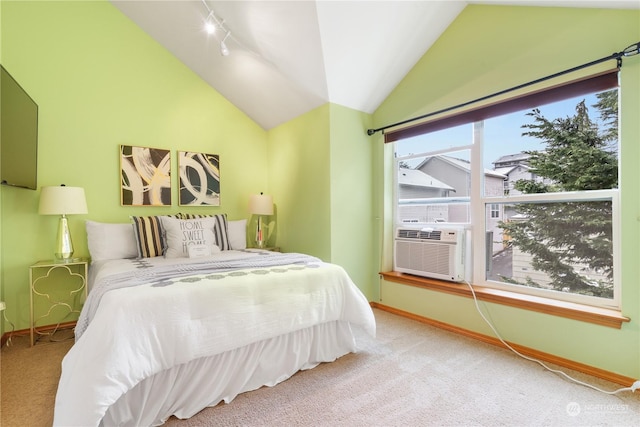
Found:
[54,251,376,427]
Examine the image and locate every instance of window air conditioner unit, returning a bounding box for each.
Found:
[394,227,466,282]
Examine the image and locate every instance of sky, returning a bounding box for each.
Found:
[395,92,605,170]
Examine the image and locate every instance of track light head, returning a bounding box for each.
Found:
[204,10,216,34]
[220,41,230,56]
[220,31,231,56]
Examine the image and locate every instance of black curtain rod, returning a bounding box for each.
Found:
[367,41,640,137]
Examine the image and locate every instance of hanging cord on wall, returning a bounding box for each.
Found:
[367,41,640,136]
[464,280,640,395]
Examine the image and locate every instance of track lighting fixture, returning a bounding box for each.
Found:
[204,10,224,35]
[204,13,216,35]
[202,0,232,57]
[220,31,230,56]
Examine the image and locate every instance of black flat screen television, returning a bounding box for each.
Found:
[1,65,38,190]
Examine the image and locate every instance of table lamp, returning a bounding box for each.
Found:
[248,192,273,248]
[39,185,88,260]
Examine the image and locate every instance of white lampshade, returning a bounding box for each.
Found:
[248,193,273,215]
[39,186,88,215]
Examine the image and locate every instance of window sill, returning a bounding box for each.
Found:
[379,271,630,329]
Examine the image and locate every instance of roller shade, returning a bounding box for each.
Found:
[384,70,618,143]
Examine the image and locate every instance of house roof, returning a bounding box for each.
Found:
[493,152,531,166]
[398,169,454,191]
[494,164,532,176]
[417,156,507,179]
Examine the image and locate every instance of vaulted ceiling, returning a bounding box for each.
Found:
[111,0,639,130]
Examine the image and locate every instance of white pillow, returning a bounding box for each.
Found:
[85,220,138,261]
[228,219,247,250]
[161,216,220,258]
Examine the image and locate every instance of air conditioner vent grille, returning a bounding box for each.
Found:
[396,229,442,240]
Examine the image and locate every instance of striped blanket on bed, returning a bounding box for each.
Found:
[76,251,321,338]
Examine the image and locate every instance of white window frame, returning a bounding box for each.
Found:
[393,97,621,310]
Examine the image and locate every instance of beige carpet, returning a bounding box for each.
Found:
[2,309,639,426]
[1,329,74,427]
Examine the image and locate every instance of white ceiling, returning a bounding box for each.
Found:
[110,0,639,130]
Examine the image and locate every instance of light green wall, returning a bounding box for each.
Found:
[0,0,268,330]
[374,5,640,378]
[328,104,376,298]
[267,105,332,260]
[265,104,377,298]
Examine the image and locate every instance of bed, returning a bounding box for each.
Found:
[53,216,376,427]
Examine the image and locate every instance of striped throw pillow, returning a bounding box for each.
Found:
[179,213,231,251]
[130,215,178,258]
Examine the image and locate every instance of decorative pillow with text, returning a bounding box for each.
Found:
[179,213,231,250]
[161,216,220,258]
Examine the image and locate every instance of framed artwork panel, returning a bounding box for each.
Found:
[120,145,171,206]
[178,151,220,206]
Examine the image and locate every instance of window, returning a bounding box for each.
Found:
[393,72,620,309]
[489,204,500,219]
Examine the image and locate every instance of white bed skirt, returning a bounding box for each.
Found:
[100,320,357,427]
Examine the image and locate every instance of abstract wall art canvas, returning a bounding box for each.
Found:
[178,151,220,206]
[120,145,171,206]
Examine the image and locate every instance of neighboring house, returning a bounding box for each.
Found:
[397,168,454,199]
[493,152,531,169]
[397,168,454,223]
[493,153,556,239]
[494,164,533,196]
[494,162,536,220]
[494,152,532,197]
[415,156,506,252]
[416,156,472,196]
[493,152,553,198]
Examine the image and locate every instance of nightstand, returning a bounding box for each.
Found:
[29,259,88,346]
